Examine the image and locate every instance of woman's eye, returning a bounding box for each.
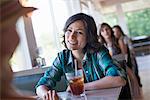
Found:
[101,30,104,32]
[66,29,72,33]
[76,31,83,34]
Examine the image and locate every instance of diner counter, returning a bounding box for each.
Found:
[14,66,49,77]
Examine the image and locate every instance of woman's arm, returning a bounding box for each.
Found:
[118,38,128,55]
[35,51,64,99]
[84,76,126,91]
[87,47,126,91]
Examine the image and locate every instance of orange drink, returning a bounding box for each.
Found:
[69,76,84,95]
[65,69,85,96]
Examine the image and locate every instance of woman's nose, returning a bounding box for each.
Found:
[102,30,106,34]
[70,31,76,39]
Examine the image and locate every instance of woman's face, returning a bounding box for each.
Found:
[65,20,87,51]
[113,27,121,39]
[100,25,112,40]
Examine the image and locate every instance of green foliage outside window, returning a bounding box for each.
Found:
[125,8,150,37]
[104,8,150,38]
[102,13,118,27]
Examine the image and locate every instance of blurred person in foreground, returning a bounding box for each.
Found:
[0,0,36,99]
[36,13,126,100]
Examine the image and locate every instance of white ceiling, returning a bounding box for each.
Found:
[81,0,150,14]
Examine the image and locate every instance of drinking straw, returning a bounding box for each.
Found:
[74,59,78,76]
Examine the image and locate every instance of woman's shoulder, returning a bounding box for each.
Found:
[99,45,109,53]
[92,45,109,56]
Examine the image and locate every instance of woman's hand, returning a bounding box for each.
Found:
[42,90,59,100]
[36,85,59,100]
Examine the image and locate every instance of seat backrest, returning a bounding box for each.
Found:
[112,54,132,99]
[13,73,67,95]
[112,54,142,99]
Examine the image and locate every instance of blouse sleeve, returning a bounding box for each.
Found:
[97,46,126,80]
[35,52,64,89]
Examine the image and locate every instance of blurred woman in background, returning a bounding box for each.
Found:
[98,23,123,56]
[99,23,142,99]
[113,25,142,87]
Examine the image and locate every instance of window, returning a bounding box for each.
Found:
[99,8,150,38]
[11,17,32,72]
[31,0,69,66]
[125,8,150,37]
[102,13,118,27]
[11,0,70,71]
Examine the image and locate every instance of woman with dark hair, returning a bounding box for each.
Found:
[99,23,122,56]
[99,23,134,99]
[99,23,142,99]
[36,13,126,100]
[113,25,142,87]
[113,25,134,67]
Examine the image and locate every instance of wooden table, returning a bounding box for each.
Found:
[58,87,122,100]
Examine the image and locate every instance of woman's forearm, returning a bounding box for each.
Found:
[36,85,49,98]
[118,39,128,54]
[84,76,126,91]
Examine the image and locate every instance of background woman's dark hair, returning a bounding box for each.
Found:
[62,13,102,53]
[99,23,116,44]
[99,22,120,48]
[112,25,126,36]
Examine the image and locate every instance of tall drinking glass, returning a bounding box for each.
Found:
[65,69,85,97]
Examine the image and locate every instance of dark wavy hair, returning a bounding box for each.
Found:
[99,23,116,44]
[98,23,120,48]
[62,13,102,53]
[112,25,126,36]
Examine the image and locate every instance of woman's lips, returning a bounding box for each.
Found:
[68,41,77,45]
